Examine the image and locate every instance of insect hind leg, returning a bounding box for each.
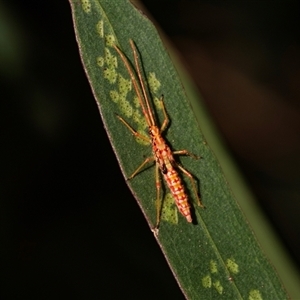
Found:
[177,164,204,207]
[154,163,163,230]
[173,149,202,205]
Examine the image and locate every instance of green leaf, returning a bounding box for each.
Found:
[69,0,297,298]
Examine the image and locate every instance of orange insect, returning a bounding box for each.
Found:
[114,40,204,229]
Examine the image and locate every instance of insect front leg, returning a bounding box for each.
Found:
[116,114,150,143]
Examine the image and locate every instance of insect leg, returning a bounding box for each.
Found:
[173,149,200,160]
[158,95,170,132]
[116,114,150,142]
[177,164,204,208]
[127,156,155,180]
[155,162,162,229]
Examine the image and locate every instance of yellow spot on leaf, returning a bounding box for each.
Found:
[226,258,239,274]
[81,0,91,13]
[105,34,116,47]
[153,96,163,111]
[202,275,212,288]
[249,289,262,300]
[96,20,104,38]
[213,280,223,295]
[139,117,148,130]
[133,95,141,108]
[131,110,147,132]
[119,98,133,118]
[118,74,131,96]
[97,56,105,67]
[161,193,178,224]
[132,109,143,124]
[104,47,117,69]
[210,260,218,274]
[109,90,119,103]
[148,72,161,93]
[103,67,117,84]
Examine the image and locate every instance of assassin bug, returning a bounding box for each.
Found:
[114,40,204,229]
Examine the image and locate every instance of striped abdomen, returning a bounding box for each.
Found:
[163,169,192,223]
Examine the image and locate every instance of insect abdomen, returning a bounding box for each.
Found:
[164,169,192,223]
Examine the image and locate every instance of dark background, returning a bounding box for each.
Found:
[1,0,300,299]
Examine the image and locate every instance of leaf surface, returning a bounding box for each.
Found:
[69,0,291,298]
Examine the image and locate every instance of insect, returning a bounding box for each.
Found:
[114,40,204,229]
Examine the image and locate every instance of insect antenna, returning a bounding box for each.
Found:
[113,41,155,127]
[129,40,156,127]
